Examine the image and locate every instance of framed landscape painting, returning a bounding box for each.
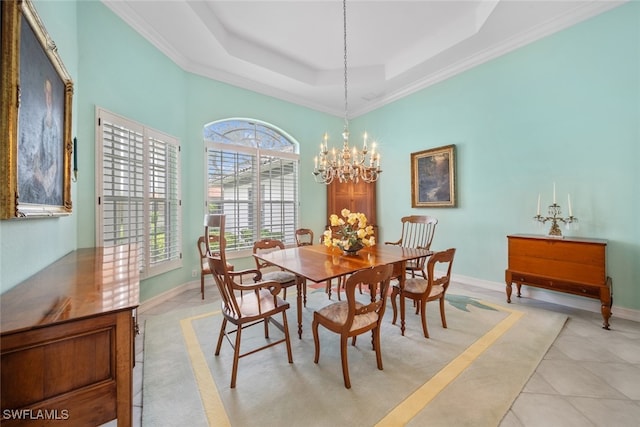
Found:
[411,144,456,208]
[0,0,74,219]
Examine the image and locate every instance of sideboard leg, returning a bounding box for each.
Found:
[601,303,611,330]
[506,283,512,303]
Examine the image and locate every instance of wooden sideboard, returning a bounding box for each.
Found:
[505,234,612,329]
[1,245,139,426]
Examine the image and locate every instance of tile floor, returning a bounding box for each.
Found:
[119,282,640,427]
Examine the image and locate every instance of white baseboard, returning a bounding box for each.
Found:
[139,274,640,324]
[453,273,640,323]
[138,280,200,314]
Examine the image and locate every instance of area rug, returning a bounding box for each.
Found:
[142,285,567,426]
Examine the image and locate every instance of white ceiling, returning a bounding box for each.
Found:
[103,0,625,118]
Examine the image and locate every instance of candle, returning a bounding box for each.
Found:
[73,137,77,173]
[553,182,556,204]
[363,132,368,151]
[537,193,540,216]
[314,156,318,169]
[568,194,573,217]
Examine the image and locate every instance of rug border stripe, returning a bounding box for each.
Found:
[180,301,524,427]
[180,311,230,427]
[375,302,524,426]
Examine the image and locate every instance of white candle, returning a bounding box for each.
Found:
[363,132,368,151]
[314,156,318,169]
[537,194,541,216]
[553,182,556,204]
[568,194,573,217]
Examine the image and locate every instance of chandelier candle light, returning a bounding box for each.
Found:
[533,183,578,237]
[313,0,382,184]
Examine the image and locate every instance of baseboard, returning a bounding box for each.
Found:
[453,273,640,323]
[140,274,640,323]
[138,280,200,314]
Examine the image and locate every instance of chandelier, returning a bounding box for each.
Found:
[313,0,382,185]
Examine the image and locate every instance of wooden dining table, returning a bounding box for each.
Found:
[253,243,433,338]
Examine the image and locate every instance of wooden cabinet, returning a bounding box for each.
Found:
[326,180,377,226]
[505,234,612,329]
[1,245,139,426]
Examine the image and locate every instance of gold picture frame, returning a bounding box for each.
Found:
[411,144,456,208]
[1,0,74,219]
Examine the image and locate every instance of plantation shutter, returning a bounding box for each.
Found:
[205,146,298,251]
[97,108,182,278]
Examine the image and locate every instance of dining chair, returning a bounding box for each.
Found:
[207,251,293,388]
[312,264,393,389]
[197,235,234,300]
[253,238,298,300]
[391,248,456,338]
[385,215,438,279]
[295,228,314,246]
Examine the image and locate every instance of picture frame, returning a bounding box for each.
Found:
[411,144,456,208]
[1,0,74,219]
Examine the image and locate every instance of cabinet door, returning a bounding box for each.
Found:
[327,180,377,225]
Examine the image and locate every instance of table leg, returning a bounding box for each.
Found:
[296,276,303,339]
[395,261,407,336]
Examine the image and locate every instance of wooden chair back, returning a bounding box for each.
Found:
[386,215,437,278]
[253,238,286,270]
[295,228,314,246]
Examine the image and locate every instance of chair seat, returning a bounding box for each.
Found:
[316,301,379,331]
[202,259,233,273]
[261,270,296,284]
[397,279,444,298]
[223,289,289,320]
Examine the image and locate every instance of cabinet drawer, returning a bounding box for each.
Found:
[510,272,602,299]
[509,237,605,265]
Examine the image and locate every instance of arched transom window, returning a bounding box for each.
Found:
[204,119,300,253]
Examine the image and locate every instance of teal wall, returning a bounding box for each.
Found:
[357,3,639,310]
[1,1,637,312]
[0,0,78,288]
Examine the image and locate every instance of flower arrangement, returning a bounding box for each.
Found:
[323,209,375,252]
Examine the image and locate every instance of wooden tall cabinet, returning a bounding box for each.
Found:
[326,180,377,226]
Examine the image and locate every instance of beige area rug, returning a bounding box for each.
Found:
[142,285,566,427]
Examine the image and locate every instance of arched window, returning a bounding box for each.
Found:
[204,119,300,254]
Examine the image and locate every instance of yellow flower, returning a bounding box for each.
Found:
[325,210,376,250]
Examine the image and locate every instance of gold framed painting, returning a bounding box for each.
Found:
[411,144,456,208]
[1,0,74,219]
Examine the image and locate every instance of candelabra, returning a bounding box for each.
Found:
[534,203,577,237]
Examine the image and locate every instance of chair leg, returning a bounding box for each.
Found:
[230,324,242,388]
[200,273,205,299]
[281,311,293,363]
[340,335,351,389]
[373,327,383,370]
[312,316,321,363]
[215,318,227,355]
[440,296,448,329]
[420,300,430,339]
[264,316,270,338]
[391,286,399,325]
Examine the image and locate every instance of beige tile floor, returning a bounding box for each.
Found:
[120,282,640,427]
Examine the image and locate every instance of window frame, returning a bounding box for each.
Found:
[95,107,182,279]
[204,118,300,258]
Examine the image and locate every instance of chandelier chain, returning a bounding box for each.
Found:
[343,0,348,128]
[312,0,382,185]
